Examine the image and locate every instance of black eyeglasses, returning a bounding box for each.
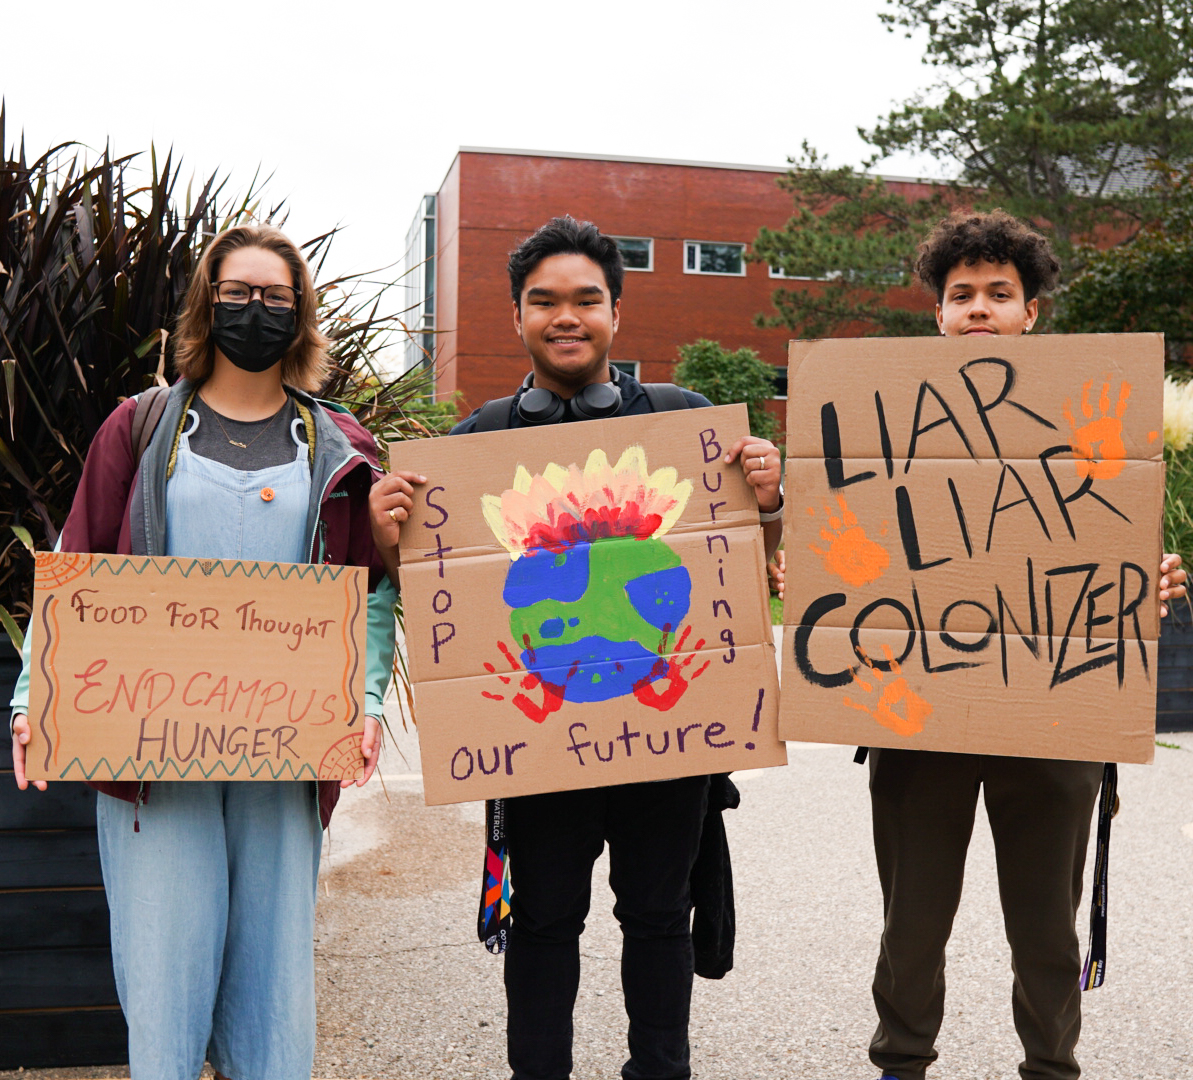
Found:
[211,280,300,312]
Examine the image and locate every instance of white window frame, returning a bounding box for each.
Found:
[769,265,814,280]
[611,360,640,380]
[770,265,843,281]
[683,240,747,277]
[612,236,653,272]
[770,365,788,401]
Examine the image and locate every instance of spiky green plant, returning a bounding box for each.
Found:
[0,105,454,655]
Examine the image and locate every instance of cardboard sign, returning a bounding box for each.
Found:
[779,333,1163,764]
[26,554,369,781]
[392,405,786,804]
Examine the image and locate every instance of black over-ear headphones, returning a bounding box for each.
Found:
[516,366,623,425]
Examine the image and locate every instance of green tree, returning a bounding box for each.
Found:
[751,145,949,337]
[754,0,1193,337]
[673,339,780,444]
[1053,168,1193,363]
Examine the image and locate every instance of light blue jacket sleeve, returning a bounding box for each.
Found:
[8,627,32,716]
[364,577,398,718]
[9,532,63,718]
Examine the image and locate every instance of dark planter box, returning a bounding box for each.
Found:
[0,638,127,1068]
[1158,604,1193,733]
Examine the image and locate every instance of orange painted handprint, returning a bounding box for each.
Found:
[843,643,932,737]
[808,493,890,587]
[1063,377,1130,480]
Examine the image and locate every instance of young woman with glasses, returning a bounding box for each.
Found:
[9,224,397,1080]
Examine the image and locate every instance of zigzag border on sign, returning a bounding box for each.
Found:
[56,755,321,781]
[87,557,349,583]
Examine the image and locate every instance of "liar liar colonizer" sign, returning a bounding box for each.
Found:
[780,333,1163,764]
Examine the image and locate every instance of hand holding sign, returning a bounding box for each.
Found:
[10,714,46,791]
[722,436,782,515]
[1160,553,1187,618]
[369,469,427,585]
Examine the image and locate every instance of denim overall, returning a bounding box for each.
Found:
[97,411,324,1080]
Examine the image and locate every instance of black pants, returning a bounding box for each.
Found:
[868,749,1104,1080]
[503,775,710,1080]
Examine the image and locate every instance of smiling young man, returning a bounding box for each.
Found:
[863,210,1186,1080]
[514,250,619,394]
[371,216,782,1080]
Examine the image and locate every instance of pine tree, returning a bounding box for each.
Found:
[754,0,1193,336]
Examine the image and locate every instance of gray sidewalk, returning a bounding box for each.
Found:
[308,710,1193,1080]
[9,705,1191,1079]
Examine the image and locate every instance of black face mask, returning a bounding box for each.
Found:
[212,301,297,372]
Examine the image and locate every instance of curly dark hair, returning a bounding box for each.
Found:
[914,209,1061,302]
[508,215,625,308]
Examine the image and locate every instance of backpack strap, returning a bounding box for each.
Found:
[472,395,517,432]
[642,383,692,412]
[129,385,170,468]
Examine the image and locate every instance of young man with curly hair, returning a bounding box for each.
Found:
[865,209,1185,1080]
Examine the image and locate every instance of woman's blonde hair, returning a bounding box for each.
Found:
[173,224,330,391]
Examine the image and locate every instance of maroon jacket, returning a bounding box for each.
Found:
[55,382,390,827]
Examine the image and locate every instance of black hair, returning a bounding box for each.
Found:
[915,209,1061,302]
[508,215,625,307]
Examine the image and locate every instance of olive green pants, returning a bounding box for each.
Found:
[867,749,1104,1080]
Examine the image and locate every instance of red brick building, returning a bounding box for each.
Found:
[403,148,937,423]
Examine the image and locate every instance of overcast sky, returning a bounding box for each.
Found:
[4,0,936,284]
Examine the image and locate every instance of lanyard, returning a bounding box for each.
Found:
[478,797,512,954]
[1079,762,1118,991]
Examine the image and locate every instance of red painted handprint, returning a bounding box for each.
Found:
[631,624,711,712]
[482,640,569,724]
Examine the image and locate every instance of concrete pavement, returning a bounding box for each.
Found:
[10,690,1191,1079]
[305,704,1193,1080]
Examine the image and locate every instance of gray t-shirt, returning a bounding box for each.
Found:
[188,395,307,470]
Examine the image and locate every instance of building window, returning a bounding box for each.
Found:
[402,193,437,375]
[770,265,844,281]
[771,366,788,400]
[685,241,746,276]
[611,360,640,380]
[771,265,897,284]
[612,237,653,271]
[769,265,817,280]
